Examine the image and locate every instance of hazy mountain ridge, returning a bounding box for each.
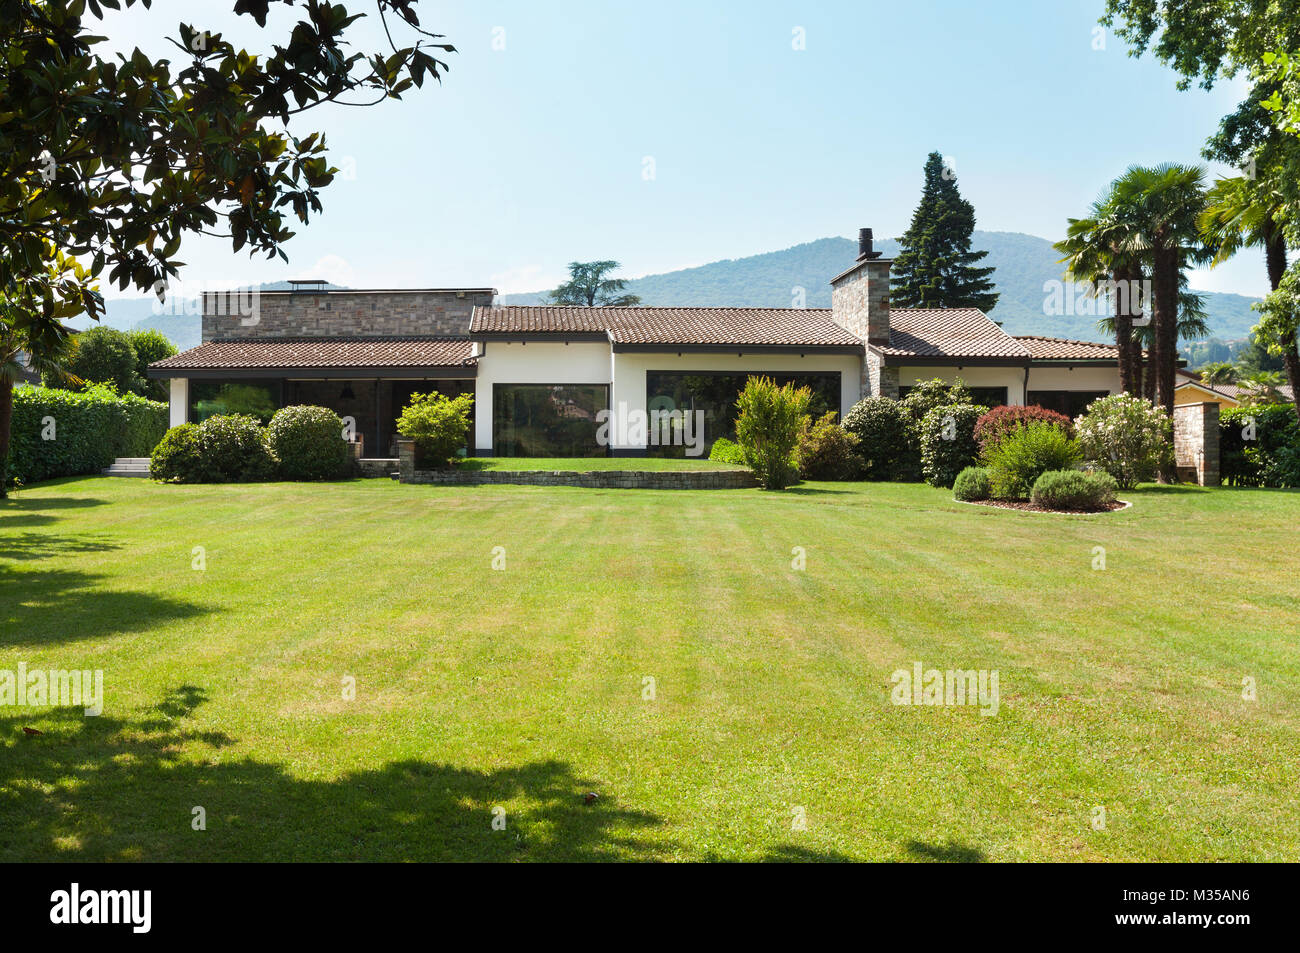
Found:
[504,232,1263,343]
[90,236,1262,351]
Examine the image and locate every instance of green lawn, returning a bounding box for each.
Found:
[2,477,1298,861]
[459,456,736,471]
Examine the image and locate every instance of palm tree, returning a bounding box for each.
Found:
[1107,164,1210,436]
[1240,370,1287,405]
[1199,173,1300,421]
[1056,201,1144,394]
[1196,361,1240,386]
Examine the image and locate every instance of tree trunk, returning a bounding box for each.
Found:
[1261,232,1300,422]
[1152,246,1180,482]
[0,377,12,498]
[1112,265,1137,394]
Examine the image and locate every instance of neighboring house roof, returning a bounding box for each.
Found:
[469,305,862,349]
[148,338,477,378]
[1175,371,1294,404]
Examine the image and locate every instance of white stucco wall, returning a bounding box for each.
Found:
[610,350,863,452]
[472,341,613,452]
[168,377,188,427]
[897,366,1028,405]
[1025,365,1122,396]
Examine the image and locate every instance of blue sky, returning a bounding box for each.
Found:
[103,0,1263,300]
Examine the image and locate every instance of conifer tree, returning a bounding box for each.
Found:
[891,153,1000,312]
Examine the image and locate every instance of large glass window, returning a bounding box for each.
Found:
[493,384,609,457]
[189,379,280,423]
[1027,390,1109,419]
[645,371,841,456]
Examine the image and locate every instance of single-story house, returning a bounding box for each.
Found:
[148,228,1130,457]
[1175,369,1295,410]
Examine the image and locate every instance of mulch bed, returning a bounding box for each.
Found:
[965,498,1129,514]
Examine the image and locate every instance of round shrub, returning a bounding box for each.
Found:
[1030,469,1118,510]
[953,466,991,501]
[974,404,1074,454]
[843,396,912,480]
[150,424,205,483]
[396,391,475,469]
[920,403,984,488]
[982,421,1082,499]
[796,412,861,480]
[197,414,277,482]
[707,437,746,466]
[267,405,350,480]
[1075,394,1172,490]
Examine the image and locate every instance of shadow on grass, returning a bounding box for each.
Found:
[0,532,121,561]
[1132,484,1210,495]
[0,567,209,648]
[0,493,110,511]
[0,688,670,862]
[905,839,986,862]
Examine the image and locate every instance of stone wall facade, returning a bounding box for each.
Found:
[1173,401,1221,486]
[202,289,493,341]
[865,351,899,399]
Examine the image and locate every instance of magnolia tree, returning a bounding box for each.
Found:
[1075,394,1173,490]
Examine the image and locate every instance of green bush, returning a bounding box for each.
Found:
[920,403,985,488]
[974,404,1074,454]
[149,424,205,483]
[734,375,811,490]
[982,421,1082,499]
[44,325,141,394]
[267,405,350,480]
[1030,469,1118,510]
[708,436,747,466]
[1075,394,1172,490]
[194,414,277,482]
[5,383,167,487]
[1220,405,1300,487]
[952,466,992,501]
[842,396,911,480]
[901,378,973,426]
[396,391,475,468]
[796,412,861,480]
[127,328,178,400]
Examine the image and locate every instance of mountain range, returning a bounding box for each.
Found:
[88,233,1263,351]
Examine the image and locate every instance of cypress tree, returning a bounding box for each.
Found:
[891,152,1000,312]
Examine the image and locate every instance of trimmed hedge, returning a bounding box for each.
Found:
[267,405,350,480]
[1030,469,1118,510]
[6,383,167,487]
[974,404,1074,454]
[1220,404,1300,487]
[953,466,991,501]
[920,403,984,488]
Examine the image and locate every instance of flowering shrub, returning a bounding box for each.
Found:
[1075,394,1171,490]
[974,404,1074,454]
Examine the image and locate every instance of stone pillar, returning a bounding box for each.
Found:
[1172,402,1220,486]
[397,438,416,483]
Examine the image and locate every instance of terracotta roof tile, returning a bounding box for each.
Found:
[150,338,476,371]
[883,309,1028,359]
[1014,335,1122,360]
[470,305,861,347]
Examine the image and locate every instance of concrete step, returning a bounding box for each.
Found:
[103,457,151,477]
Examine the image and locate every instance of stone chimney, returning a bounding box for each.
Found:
[830,227,891,348]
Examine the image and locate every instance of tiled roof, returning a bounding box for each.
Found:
[470,305,861,347]
[1175,371,1295,402]
[883,309,1029,359]
[1014,335,1122,360]
[150,338,476,371]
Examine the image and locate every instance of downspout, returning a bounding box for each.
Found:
[1022,364,1030,407]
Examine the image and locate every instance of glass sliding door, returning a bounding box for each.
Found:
[493,384,609,457]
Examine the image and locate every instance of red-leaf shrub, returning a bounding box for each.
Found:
[974,405,1074,454]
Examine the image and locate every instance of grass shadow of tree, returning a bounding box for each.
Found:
[0,688,669,862]
[905,839,986,862]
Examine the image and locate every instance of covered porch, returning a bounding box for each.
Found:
[148,338,479,458]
